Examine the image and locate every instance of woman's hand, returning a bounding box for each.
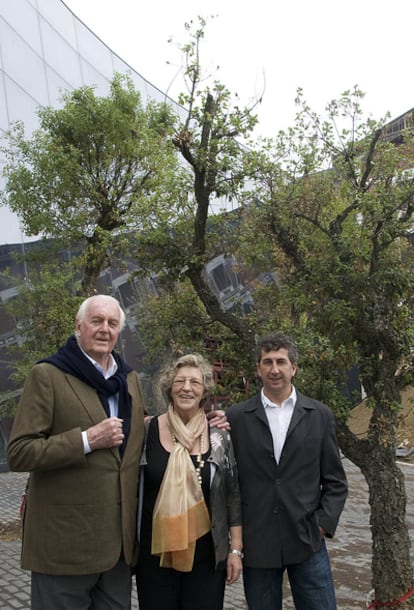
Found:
[226,553,242,584]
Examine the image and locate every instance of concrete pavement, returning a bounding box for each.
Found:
[1,460,414,609]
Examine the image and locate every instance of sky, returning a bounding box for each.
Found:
[64,0,414,138]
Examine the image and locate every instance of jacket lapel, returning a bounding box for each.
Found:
[249,396,275,453]
[284,392,316,441]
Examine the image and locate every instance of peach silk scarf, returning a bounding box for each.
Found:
[151,405,211,571]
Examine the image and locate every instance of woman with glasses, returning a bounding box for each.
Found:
[135,353,242,610]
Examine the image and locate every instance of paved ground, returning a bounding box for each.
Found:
[1,459,413,609]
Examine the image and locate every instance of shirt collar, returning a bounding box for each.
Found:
[80,347,117,378]
[261,385,297,409]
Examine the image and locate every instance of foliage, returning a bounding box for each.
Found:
[240,87,414,406]
[134,278,257,403]
[129,17,260,360]
[3,263,83,385]
[0,73,185,392]
[0,73,182,293]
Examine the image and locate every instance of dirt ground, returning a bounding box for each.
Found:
[0,518,21,541]
[347,386,414,461]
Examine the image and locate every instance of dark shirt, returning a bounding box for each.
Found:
[140,417,213,565]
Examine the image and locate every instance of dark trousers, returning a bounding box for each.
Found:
[31,558,132,610]
[136,551,226,610]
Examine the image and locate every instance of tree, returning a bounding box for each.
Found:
[238,88,414,606]
[131,17,260,372]
[1,73,181,295]
[0,73,183,382]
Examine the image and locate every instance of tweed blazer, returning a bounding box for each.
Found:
[227,391,347,568]
[7,362,145,575]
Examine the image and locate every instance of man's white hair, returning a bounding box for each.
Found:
[76,295,126,330]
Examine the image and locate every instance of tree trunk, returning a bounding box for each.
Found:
[185,262,256,361]
[80,234,108,296]
[337,419,414,607]
[362,444,413,607]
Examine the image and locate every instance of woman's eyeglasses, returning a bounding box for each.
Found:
[172,378,204,389]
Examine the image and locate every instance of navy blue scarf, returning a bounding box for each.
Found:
[41,335,132,457]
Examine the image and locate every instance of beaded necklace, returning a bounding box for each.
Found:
[195,431,205,486]
[171,429,205,487]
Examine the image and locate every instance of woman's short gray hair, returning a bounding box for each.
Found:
[159,353,215,404]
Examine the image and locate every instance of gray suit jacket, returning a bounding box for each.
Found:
[227,391,347,568]
[7,362,145,575]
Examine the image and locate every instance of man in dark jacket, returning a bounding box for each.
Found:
[227,331,347,610]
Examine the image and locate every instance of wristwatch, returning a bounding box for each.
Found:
[229,548,244,558]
